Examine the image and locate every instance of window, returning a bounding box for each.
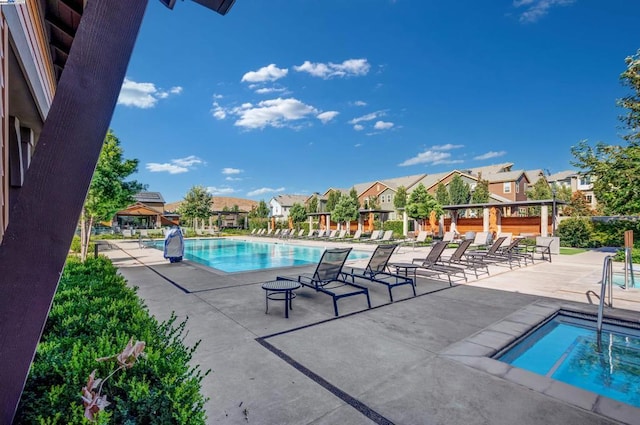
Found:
[580,176,591,186]
[515,182,519,193]
[585,195,593,204]
[387,194,392,203]
[503,182,511,193]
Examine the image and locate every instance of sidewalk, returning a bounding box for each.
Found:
[103,238,640,424]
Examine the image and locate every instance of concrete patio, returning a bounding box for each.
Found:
[102,237,640,425]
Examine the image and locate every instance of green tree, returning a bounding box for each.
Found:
[435,183,450,206]
[326,190,342,212]
[178,185,213,229]
[349,187,361,209]
[307,195,318,214]
[471,177,490,204]
[405,183,443,228]
[526,178,552,215]
[255,200,270,218]
[448,175,470,205]
[393,186,408,212]
[571,51,640,214]
[366,195,380,210]
[80,130,144,261]
[331,195,359,233]
[289,203,307,229]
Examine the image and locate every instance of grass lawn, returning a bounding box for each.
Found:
[560,247,588,255]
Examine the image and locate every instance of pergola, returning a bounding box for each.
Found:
[0,1,234,420]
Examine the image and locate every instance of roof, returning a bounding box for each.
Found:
[348,173,427,196]
[525,169,546,185]
[44,0,85,82]
[483,170,528,183]
[467,162,514,176]
[271,194,309,207]
[134,191,166,204]
[547,170,577,182]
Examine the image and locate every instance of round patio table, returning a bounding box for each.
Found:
[261,280,301,318]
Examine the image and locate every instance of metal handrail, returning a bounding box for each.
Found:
[625,247,636,289]
[596,255,615,351]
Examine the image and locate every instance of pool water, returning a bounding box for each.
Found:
[152,238,369,272]
[498,313,640,408]
[612,272,638,288]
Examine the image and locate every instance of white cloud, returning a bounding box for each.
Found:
[232,98,318,129]
[317,111,339,124]
[211,102,227,120]
[117,78,182,108]
[374,120,394,130]
[255,87,287,94]
[353,124,364,131]
[172,155,204,167]
[213,93,224,99]
[294,58,370,79]
[241,64,288,83]
[225,176,242,181]
[146,155,204,174]
[222,167,242,175]
[432,144,464,151]
[398,149,464,167]
[146,163,189,174]
[354,143,362,148]
[247,187,285,196]
[348,110,385,125]
[474,150,507,160]
[353,100,367,106]
[207,186,236,195]
[513,0,574,23]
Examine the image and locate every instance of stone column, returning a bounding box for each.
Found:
[483,207,489,232]
[540,205,549,237]
[402,210,408,236]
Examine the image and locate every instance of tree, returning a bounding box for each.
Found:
[366,195,380,210]
[448,175,470,205]
[178,185,213,229]
[405,183,443,229]
[571,50,640,214]
[393,186,407,212]
[331,195,359,233]
[563,190,594,217]
[326,190,342,212]
[80,130,144,261]
[307,195,318,214]
[471,176,490,204]
[254,200,270,218]
[435,183,450,206]
[289,203,307,229]
[526,178,552,215]
[349,187,360,210]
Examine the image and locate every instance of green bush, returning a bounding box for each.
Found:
[16,256,208,424]
[590,220,640,248]
[613,247,640,262]
[556,218,594,248]
[70,235,82,252]
[382,220,404,237]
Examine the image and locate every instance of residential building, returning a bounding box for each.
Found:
[548,170,598,210]
[269,194,308,223]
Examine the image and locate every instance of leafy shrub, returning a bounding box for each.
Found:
[556,218,593,248]
[16,256,208,424]
[613,247,640,262]
[70,235,82,252]
[591,220,640,248]
[382,220,404,237]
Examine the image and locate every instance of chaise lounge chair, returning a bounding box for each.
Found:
[277,248,371,316]
[440,239,490,278]
[341,244,416,302]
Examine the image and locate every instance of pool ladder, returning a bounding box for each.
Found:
[596,255,615,351]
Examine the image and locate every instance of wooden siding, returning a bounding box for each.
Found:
[445,216,550,236]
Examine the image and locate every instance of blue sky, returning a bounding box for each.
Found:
[110,0,640,203]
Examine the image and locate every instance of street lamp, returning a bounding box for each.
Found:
[551,186,557,237]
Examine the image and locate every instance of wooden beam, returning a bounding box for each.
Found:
[0,0,148,421]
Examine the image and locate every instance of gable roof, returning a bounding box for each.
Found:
[467,162,514,176]
[483,170,528,183]
[525,169,546,185]
[547,170,577,182]
[271,194,309,207]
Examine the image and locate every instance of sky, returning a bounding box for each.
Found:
[109,0,640,203]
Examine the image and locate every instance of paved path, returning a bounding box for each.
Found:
[102,237,640,424]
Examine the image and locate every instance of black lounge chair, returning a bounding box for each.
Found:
[466,237,523,269]
[440,239,490,279]
[277,248,371,316]
[341,244,416,302]
[413,241,467,285]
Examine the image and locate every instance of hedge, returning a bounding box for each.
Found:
[382,220,404,237]
[16,256,208,424]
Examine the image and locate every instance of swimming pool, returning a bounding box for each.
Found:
[152,238,369,272]
[497,312,640,408]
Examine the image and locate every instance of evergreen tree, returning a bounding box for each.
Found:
[405,183,443,229]
[289,203,307,228]
[435,183,450,206]
[448,175,470,205]
[393,186,408,212]
[326,190,342,212]
[178,185,213,229]
[307,195,319,214]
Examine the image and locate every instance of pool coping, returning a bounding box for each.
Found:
[440,300,640,425]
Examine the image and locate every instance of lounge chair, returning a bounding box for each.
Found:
[402,231,430,248]
[466,237,522,269]
[412,241,467,285]
[341,244,415,302]
[375,230,395,244]
[296,229,306,238]
[350,229,362,242]
[359,230,380,243]
[324,229,338,240]
[277,248,371,316]
[469,231,491,250]
[335,229,347,240]
[440,239,490,278]
[435,231,456,246]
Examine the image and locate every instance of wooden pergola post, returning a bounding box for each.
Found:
[0,1,148,421]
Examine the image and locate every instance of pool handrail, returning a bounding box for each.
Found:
[596,255,615,351]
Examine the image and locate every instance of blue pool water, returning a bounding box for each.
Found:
[498,313,640,408]
[152,238,369,272]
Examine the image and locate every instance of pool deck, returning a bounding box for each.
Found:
[102,236,640,425]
